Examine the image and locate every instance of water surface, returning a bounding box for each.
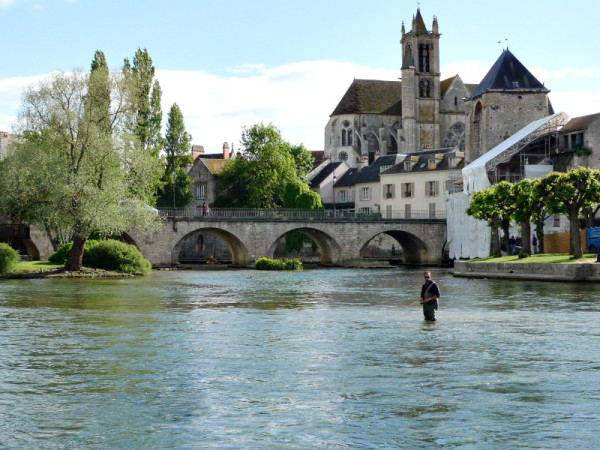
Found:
[1,268,599,447]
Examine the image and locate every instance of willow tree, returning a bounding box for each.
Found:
[0,64,162,271]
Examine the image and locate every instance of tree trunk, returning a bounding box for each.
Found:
[65,235,87,271]
[535,221,545,254]
[569,210,582,259]
[491,215,501,257]
[521,220,531,254]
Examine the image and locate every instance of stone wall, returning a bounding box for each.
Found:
[452,260,600,281]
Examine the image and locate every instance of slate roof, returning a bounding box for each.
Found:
[467,49,549,100]
[331,79,403,116]
[559,112,600,133]
[382,148,460,175]
[413,8,429,34]
[335,155,401,187]
[309,161,342,188]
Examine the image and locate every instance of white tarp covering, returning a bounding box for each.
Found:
[446,191,491,259]
[462,113,567,194]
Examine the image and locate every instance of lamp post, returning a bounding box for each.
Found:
[333,174,337,217]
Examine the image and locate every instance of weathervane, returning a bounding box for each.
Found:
[497,38,508,50]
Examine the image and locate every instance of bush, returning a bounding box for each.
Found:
[0,243,19,273]
[84,239,151,275]
[255,257,303,271]
[518,250,528,259]
[49,240,98,265]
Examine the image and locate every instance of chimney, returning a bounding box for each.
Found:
[223,142,230,160]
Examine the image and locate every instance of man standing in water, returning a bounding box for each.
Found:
[420,272,440,321]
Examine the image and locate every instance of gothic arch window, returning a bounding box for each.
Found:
[454,96,458,107]
[418,43,431,73]
[442,123,465,151]
[341,120,352,147]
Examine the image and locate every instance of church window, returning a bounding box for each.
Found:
[418,44,431,73]
[454,96,458,106]
[341,121,352,147]
[443,122,465,151]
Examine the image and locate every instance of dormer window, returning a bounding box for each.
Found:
[404,161,412,171]
[428,159,437,169]
[448,157,457,169]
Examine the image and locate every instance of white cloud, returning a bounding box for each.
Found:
[0,0,15,7]
[157,61,398,152]
[1,60,598,151]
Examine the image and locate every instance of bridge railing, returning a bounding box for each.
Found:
[157,207,446,221]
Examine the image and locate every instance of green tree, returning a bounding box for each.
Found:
[494,181,517,250]
[531,177,553,253]
[512,179,535,254]
[0,67,162,271]
[289,143,314,181]
[215,123,310,208]
[156,103,193,208]
[466,187,501,256]
[123,48,164,202]
[282,181,323,253]
[538,168,600,258]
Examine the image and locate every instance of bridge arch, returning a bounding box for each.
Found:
[360,230,430,264]
[172,227,249,266]
[267,226,343,265]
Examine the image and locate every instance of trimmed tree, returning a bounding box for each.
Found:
[540,168,600,258]
[466,187,501,256]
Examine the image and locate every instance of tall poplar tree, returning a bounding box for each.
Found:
[123,48,164,201]
[156,103,193,208]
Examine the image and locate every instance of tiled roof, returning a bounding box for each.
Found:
[559,113,600,134]
[467,49,549,100]
[331,79,403,116]
[200,158,227,174]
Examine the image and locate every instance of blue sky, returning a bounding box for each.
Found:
[1,0,599,152]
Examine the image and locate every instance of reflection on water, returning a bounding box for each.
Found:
[1,268,599,447]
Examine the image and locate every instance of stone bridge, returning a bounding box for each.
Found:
[128,214,447,267]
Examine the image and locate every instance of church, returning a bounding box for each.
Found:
[322,8,553,169]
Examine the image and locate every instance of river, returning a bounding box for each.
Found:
[1,268,599,448]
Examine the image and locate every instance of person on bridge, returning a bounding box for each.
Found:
[419,272,440,322]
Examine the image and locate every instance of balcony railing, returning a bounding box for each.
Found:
[157,207,446,221]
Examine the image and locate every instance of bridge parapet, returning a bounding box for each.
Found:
[158,207,446,222]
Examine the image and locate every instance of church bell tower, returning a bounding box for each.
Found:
[401,9,441,152]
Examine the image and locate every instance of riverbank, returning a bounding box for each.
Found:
[0,261,134,279]
[452,257,600,281]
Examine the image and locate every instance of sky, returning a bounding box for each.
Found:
[1,0,599,153]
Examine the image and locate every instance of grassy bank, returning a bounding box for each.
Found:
[1,261,133,278]
[471,253,598,264]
